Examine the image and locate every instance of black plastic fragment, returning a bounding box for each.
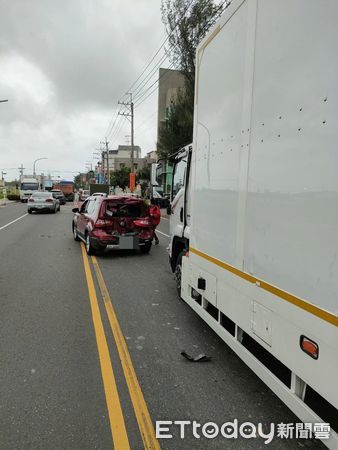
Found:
[181,351,212,362]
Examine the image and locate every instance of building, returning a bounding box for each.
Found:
[102,145,141,173]
[96,146,157,184]
[157,68,186,135]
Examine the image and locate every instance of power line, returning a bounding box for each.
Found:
[134,63,175,107]
[101,0,228,148]
[101,0,196,143]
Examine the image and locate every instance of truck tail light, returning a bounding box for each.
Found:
[300,335,319,360]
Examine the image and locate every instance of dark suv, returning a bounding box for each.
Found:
[51,189,67,205]
[72,195,154,255]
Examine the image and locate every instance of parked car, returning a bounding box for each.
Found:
[72,195,154,255]
[27,192,60,214]
[51,189,67,205]
[79,190,90,201]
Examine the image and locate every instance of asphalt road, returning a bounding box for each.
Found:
[0,202,323,449]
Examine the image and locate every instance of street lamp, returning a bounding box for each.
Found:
[33,157,48,177]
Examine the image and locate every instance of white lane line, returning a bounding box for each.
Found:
[161,216,169,221]
[157,229,170,238]
[0,213,28,231]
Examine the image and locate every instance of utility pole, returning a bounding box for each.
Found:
[118,93,135,173]
[100,138,111,187]
[18,164,25,180]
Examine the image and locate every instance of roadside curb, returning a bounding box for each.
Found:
[0,200,15,206]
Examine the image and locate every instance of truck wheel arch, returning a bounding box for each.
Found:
[171,237,189,272]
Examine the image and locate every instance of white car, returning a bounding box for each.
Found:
[27,192,60,214]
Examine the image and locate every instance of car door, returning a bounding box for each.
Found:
[76,200,90,237]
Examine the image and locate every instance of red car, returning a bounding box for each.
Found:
[72,195,154,255]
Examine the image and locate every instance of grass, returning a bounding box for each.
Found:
[0,188,19,200]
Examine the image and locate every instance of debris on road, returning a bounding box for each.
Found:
[180,351,212,362]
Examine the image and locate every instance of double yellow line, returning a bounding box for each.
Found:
[81,244,161,449]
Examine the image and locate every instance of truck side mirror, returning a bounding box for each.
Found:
[167,204,172,215]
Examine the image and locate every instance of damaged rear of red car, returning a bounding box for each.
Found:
[72,195,154,255]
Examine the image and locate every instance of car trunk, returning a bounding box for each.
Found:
[98,197,152,237]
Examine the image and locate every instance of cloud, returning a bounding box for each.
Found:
[0,0,165,179]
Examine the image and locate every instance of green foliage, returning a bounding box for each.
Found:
[74,173,82,189]
[136,166,151,182]
[161,0,224,84]
[110,167,131,190]
[7,194,20,201]
[157,90,193,159]
[158,0,225,158]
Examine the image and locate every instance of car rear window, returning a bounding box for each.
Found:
[32,192,50,197]
[103,200,147,218]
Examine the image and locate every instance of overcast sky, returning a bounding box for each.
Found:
[0,0,168,181]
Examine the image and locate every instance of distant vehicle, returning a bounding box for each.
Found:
[27,192,60,214]
[53,180,75,201]
[43,180,53,191]
[79,190,90,201]
[91,192,107,197]
[72,195,154,255]
[51,189,67,205]
[19,177,39,202]
[89,183,109,196]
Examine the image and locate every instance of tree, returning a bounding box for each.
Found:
[110,167,131,190]
[136,166,151,182]
[157,92,193,159]
[158,0,225,158]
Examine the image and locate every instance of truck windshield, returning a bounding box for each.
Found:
[172,158,187,199]
[21,183,39,190]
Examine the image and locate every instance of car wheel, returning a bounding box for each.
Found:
[140,242,152,254]
[28,210,32,214]
[174,252,184,298]
[85,233,96,255]
[96,246,106,255]
[73,224,80,241]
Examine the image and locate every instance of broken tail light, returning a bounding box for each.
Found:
[94,219,110,228]
[133,217,152,228]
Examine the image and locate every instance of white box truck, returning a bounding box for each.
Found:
[167,0,338,447]
[19,177,39,202]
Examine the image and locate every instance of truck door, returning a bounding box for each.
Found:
[169,149,190,239]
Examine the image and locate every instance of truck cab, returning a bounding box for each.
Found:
[19,178,39,202]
